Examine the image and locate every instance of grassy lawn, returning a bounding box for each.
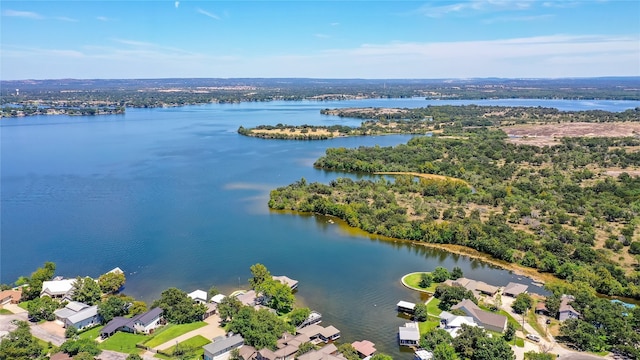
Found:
[155,335,211,360]
[18,301,31,310]
[515,337,525,347]
[143,322,206,348]
[78,325,103,340]
[0,308,13,314]
[403,273,440,293]
[526,306,546,339]
[418,317,441,335]
[426,297,442,316]
[99,332,147,354]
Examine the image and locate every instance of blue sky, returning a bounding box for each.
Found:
[1,1,639,79]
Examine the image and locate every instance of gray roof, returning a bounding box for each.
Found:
[66,305,98,325]
[560,297,580,315]
[398,323,420,341]
[503,282,528,296]
[133,307,163,326]
[204,334,244,355]
[451,299,507,330]
[101,316,131,335]
[54,307,77,319]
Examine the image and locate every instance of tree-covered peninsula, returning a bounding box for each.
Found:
[269,128,640,300]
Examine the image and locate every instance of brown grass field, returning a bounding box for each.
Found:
[503,122,640,146]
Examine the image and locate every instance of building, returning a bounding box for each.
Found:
[203,302,218,319]
[352,340,376,358]
[204,334,245,360]
[298,310,322,329]
[296,344,343,360]
[414,349,433,360]
[211,294,226,304]
[535,302,550,316]
[297,324,341,344]
[53,301,101,329]
[236,290,258,306]
[398,322,420,347]
[272,276,299,290]
[439,311,478,338]
[188,289,208,304]
[443,278,499,297]
[559,295,581,321]
[100,307,164,338]
[397,301,416,314]
[238,345,258,360]
[451,299,507,332]
[503,282,529,298]
[0,288,22,305]
[41,279,76,300]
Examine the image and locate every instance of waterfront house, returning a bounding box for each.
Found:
[559,295,581,321]
[352,340,376,358]
[397,301,416,314]
[535,302,550,316]
[451,299,507,332]
[204,334,245,360]
[239,345,258,360]
[237,290,259,306]
[272,275,299,290]
[188,289,208,304]
[0,288,22,305]
[503,282,528,298]
[398,322,420,347]
[297,324,341,344]
[203,302,217,319]
[414,349,434,360]
[439,311,478,338]
[443,278,498,297]
[297,344,343,360]
[211,294,226,304]
[53,301,101,329]
[41,279,76,300]
[100,307,164,338]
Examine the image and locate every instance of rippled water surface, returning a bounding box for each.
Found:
[3,98,638,357]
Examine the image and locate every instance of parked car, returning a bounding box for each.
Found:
[526,334,541,342]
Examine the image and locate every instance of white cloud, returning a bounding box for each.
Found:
[315,34,330,39]
[2,10,43,19]
[96,16,113,22]
[197,8,220,20]
[330,22,339,26]
[175,1,180,9]
[483,14,555,24]
[55,16,78,22]
[417,0,534,17]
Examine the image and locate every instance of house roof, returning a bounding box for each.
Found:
[560,297,580,315]
[204,334,245,356]
[0,289,22,302]
[236,290,257,306]
[398,323,420,341]
[475,282,499,295]
[50,352,73,360]
[319,343,338,355]
[257,348,278,360]
[352,340,376,357]
[536,302,548,311]
[446,316,477,328]
[101,317,131,335]
[66,305,98,325]
[188,289,208,301]
[503,282,529,296]
[320,325,340,338]
[41,279,75,295]
[397,301,416,310]
[415,349,433,360]
[66,301,89,312]
[297,324,324,337]
[275,344,299,358]
[451,299,507,330]
[211,294,226,304]
[238,345,257,360]
[272,275,298,289]
[133,307,163,326]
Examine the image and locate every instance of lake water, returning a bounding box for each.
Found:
[2,98,639,357]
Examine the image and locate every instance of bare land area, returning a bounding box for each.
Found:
[503,122,640,146]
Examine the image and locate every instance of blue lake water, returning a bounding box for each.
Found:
[2,98,639,357]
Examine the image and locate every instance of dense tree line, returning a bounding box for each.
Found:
[270,129,640,300]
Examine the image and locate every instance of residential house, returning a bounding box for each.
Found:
[352,340,376,358]
[188,289,208,304]
[204,334,245,360]
[503,282,528,298]
[297,344,343,360]
[559,295,580,321]
[54,301,101,329]
[298,310,322,329]
[443,278,498,297]
[451,299,507,333]
[203,302,218,319]
[272,276,299,290]
[397,301,416,314]
[100,307,164,338]
[236,290,258,306]
[211,294,226,304]
[0,288,22,305]
[239,345,258,360]
[297,324,341,344]
[535,302,550,316]
[398,322,420,347]
[439,311,478,338]
[40,279,76,300]
[414,349,433,360]
[50,352,73,360]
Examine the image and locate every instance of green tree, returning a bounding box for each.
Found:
[97,272,125,294]
[414,303,428,322]
[151,288,205,324]
[337,343,360,360]
[65,326,78,339]
[0,321,44,360]
[629,241,640,255]
[370,353,393,360]
[433,267,451,283]
[419,273,433,288]
[73,352,95,360]
[128,301,147,316]
[97,296,128,323]
[296,342,318,356]
[249,263,271,290]
[524,352,555,360]
[22,262,56,300]
[208,286,219,300]
[472,336,515,360]
[228,348,240,360]
[72,277,102,305]
[420,328,452,351]
[512,293,533,314]
[452,325,486,360]
[502,322,515,342]
[435,285,476,311]
[433,343,458,360]
[218,295,243,322]
[288,307,311,327]
[27,295,59,322]
[451,267,463,280]
[60,338,101,357]
[262,280,294,314]
[228,307,289,350]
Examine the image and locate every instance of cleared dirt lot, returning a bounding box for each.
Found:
[503,122,640,146]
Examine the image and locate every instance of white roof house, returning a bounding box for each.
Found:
[188,289,208,304]
[211,294,226,304]
[41,279,76,299]
[398,322,420,346]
